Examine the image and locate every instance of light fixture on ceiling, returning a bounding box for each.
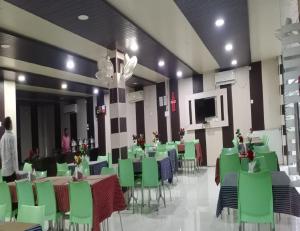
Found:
[225,43,233,52]
[1,44,10,49]
[215,18,224,27]
[158,59,165,67]
[18,74,26,82]
[93,88,99,95]
[231,59,237,66]
[130,42,139,52]
[176,70,183,78]
[66,59,75,70]
[78,15,89,20]
[61,83,68,89]
[133,82,138,85]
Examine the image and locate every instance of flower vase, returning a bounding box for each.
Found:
[73,166,83,181]
[180,136,184,144]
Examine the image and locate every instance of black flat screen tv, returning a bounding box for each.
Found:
[194,97,216,124]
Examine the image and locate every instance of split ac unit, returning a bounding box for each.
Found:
[215,70,236,87]
[127,90,144,103]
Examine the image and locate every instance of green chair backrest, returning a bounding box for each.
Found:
[35,171,47,179]
[175,141,181,145]
[0,204,5,222]
[35,181,57,221]
[69,181,92,225]
[81,158,90,176]
[17,205,45,230]
[118,159,134,187]
[97,154,108,163]
[261,135,269,145]
[221,147,238,155]
[184,142,195,160]
[16,180,35,211]
[254,156,268,172]
[166,143,176,151]
[232,139,239,148]
[193,139,199,144]
[220,153,240,184]
[56,163,69,176]
[101,167,115,175]
[142,157,159,187]
[156,144,166,153]
[23,162,32,172]
[127,150,135,159]
[253,145,270,154]
[0,169,2,182]
[0,182,13,219]
[238,171,274,226]
[255,152,278,172]
[240,158,249,172]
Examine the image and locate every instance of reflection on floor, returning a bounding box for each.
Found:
[106,167,300,231]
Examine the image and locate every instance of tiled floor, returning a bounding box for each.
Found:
[106,167,300,231]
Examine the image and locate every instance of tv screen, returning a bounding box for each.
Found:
[194,98,216,124]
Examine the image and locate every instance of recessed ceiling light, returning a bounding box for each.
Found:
[18,74,26,82]
[158,59,165,67]
[61,83,68,89]
[215,18,225,27]
[231,59,237,66]
[130,42,139,52]
[1,44,10,49]
[93,88,99,95]
[66,59,75,70]
[225,43,233,52]
[78,15,89,20]
[133,82,138,85]
[176,71,183,78]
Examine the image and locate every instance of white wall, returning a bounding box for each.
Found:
[126,88,137,147]
[76,99,87,140]
[144,85,158,144]
[19,105,32,161]
[262,58,281,129]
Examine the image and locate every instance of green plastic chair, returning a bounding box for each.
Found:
[56,163,71,176]
[238,171,274,230]
[0,204,5,222]
[69,181,93,229]
[166,143,176,151]
[240,158,249,172]
[261,135,270,145]
[0,182,16,221]
[127,150,135,159]
[23,162,32,172]
[183,142,196,172]
[254,156,268,172]
[35,171,47,179]
[156,144,167,156]
[118,159,137,213]
[232,139,239,148]
[255,152,278,172]
[97,154,108,163]
[141,157,165,211]
[253,145,270,154]
[16,180,35,211]
[81,159,90,176]
[101,167,115,175]
[221,147,238,155]
[17,205,45,230]
[0,169,2,182]
[35,181,62,229]
[219,153,240,184]
[193,139,199,144]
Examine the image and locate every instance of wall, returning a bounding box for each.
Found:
[144,85,158,144]
[104,94,111,153]
[126,88,137,146]
[19,105,32,161]
[76,99,88,140]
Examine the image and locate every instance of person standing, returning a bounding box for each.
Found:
[61,128,71,153]
[0,117,18,182]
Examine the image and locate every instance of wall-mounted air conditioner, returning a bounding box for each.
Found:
[63,104,77,113]
[215,70,236,87]
[127,90,144,103]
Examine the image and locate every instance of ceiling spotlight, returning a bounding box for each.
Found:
[158,60,165,67]
[231,59,237,66]
[61,83,68,89]
[66,59,75,70]
[176,70,183,78]
[133,82,138,85]
[130,42,139,52]
[93,88,99,95]
[225,43,233,52]
[78,15,89,20]
[215,18,224,27]
[18,74,26,82]
[1,44,10,49]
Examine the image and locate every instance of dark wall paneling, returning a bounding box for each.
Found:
[111,148,119,164]
[135,101,145,137]
[86,97,94,139]
[16,102,21,165]
[221,84,234,147]
[192,74,207,166]
[97,92,106,155]
[0,81,4,137]
[119,117,127,133]
[156,82,167,143]
[169,79,180,141]
[69,113,77,141]
[249,61,265,131]
[31,104,39,149]
[54,103,61,150]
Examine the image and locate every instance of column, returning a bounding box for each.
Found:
[109,50,128,163]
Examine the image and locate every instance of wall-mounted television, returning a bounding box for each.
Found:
[194,97,216,124]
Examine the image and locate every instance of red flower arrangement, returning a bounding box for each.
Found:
[235,128,254,161]
[133,134,145,149]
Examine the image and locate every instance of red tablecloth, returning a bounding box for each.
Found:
[9,175,126,231]
[177,143,203,166]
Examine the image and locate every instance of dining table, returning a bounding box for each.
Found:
[216,171,300,218]
[0,222,42,231]
[8,175,126,231]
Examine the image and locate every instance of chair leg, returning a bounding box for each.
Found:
[148,188,151,207]
[132,187,135,214]
[118,211,124,231]
[141,187,144,213]
[162,184,166,208]
[106,219,109,231]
